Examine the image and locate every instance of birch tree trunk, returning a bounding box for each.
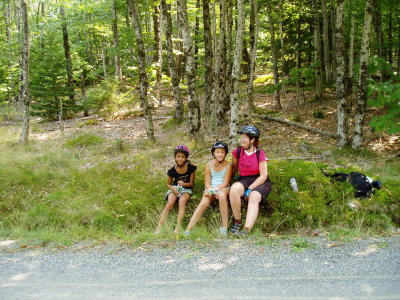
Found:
[348,11,355,97]
[153,4,162,105]
[60,6,75,103]
[336,0,348,149]
[177,0,201,140]
[244,0,258,122]
[128,0,155,141]
[313,0,323,101]
[267,7,282,110]
[160,0,183,122]
[352,0,373,149]
[112,0,122,79]
[322,0,331,82]
[203,0,213,118]
[215,0,227,127]
[19,0,30,144]
[4,0,13,103]
[296,19,302,105]
[229,0,245,145]
[224,0,233,115]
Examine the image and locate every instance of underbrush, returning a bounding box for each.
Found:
[0,127,399,246]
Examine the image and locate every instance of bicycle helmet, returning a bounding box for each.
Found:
[237,125,260,139]
[174,145,190,157]
[211,141,228,155]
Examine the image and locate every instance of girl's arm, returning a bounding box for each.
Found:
[248,161,268,190]
[204,162,212,190]
[216,163,232,189]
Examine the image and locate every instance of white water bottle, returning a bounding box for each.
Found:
[290,178,299,192]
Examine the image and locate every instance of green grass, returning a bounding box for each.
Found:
[0,126,399,247]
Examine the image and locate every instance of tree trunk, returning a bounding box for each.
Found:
[215,0,227,127]
[4,0,13,103]
[296,18,303,105]
[102,42,108,77]
[58,97,64,134]
[229,0,245,145]
[255,114,337,139]
[128,0,155,141]
[267,7,282,110]
[278,1,286,76]
[313,0,323,101]
[160,0,183,122]
[322,0,331,82]
[373,0,385,82]
[352,0,373,149]
[223,0,233,122]
[330,2,337,79]
[153,4,162,105]
[335,0,348,149]
[348,11,355,97]
[387,10,393,66]
[244,0,258,123]
[60,6,75,103]
[177,0,201,141]
[202,0,213,118]
[19,0,30,144]
[112,0,122,79]
[194,0,200,71]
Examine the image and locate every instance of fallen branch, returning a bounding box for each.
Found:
[254,114,338,139]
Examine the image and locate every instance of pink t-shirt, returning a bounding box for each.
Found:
[232,147,268,176]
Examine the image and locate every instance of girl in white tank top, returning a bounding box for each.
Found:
[184,142,232,236]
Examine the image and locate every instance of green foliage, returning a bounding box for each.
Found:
[0,128,399,244]
[368,79,400,134]
[313,110,325,119]
[82,79,136,117]
[64,133,106,147]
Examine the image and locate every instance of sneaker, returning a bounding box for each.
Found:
[218,227,228,237]
[230,220,242,234]
[233,229,248,238]
[183,230,191,237]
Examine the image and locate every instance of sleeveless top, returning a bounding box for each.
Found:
[209,162,229,188]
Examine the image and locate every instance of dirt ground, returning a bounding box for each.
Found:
[26,90,399,162]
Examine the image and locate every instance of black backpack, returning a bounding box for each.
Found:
[324,171,382,198]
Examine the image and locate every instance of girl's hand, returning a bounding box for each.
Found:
[203,190,210,197]
[172,186,180,196]
[177,180,185,186]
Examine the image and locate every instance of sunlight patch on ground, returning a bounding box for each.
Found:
[198,263,225,271]
[0,240,16,247]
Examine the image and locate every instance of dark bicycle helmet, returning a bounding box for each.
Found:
[174,145,190,157]
[211,141,228,155]
[237,125,260,139]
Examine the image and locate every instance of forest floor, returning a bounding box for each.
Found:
[27,90,399,163]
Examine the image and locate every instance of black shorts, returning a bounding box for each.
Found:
[236,175,272,203]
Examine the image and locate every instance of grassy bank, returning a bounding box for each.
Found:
[0,125,399,246]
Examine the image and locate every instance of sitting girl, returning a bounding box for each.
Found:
[155,145,197,234]
[184,142,231,236]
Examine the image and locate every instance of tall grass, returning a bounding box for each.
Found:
[0,127,399,245]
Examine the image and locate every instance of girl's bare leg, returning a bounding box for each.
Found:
[175,193,190,232]
[218,189,229,229]
[155,193,177,232]
[185,195,213,232]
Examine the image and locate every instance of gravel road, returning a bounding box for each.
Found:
[1,235,399,299]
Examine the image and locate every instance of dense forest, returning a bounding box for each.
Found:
[0,0,399,147]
